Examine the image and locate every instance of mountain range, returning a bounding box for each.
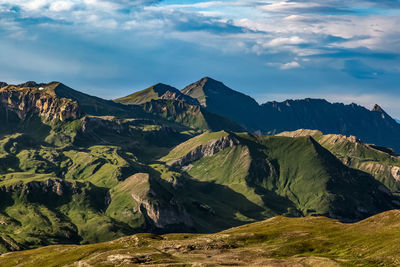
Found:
[0,79,399,265]
[116,77,400,152]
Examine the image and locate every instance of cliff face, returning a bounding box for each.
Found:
[120,173,195,231]
[0,83,82,122]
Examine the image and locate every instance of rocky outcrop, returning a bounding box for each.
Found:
[81,116,125,134]
[0,84,82,122]
[0,178,81,197]
[160,90,199,105]
[391,166,400,181]
[170,135,240,167]
[127,173,194,231]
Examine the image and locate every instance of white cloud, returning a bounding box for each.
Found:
[267,36,307,46]
[1,0,400,70]
[259,1,322,12]
[280,61,301,69]
[21,0,49,11]
[49,1,74,12]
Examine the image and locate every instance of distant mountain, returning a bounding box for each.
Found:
[179,77,400,152]
[115,82,243,132]
[182,77,261,127]
[260,100,400,152]
[115,83,199,105]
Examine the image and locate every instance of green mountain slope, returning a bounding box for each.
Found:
[278,129,400,194]
[3,210,400,266]
[161,131,398,222]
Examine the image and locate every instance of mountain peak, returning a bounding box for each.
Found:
[194,76,225,89]
[181,77,260,129]
[199,76,218,83]
[17,81,40,87]
[372,104,384,112]
[152,83,178,94]
[371,104,393,120]
[181,77,258,109]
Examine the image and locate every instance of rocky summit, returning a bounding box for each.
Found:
[0,79,399,267]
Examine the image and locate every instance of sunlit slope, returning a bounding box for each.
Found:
[161,131,399,222]
[2,210,400,266]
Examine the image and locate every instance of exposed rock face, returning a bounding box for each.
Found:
[347,135,363,144]
[160,90,199,105]
[81,116,124,134]
[391,166,400,181]
[170,135,240,167]
[0,84,82,122]
[0,178,79,197]
[128,173,194,230]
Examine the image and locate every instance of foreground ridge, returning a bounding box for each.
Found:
[2,210,400,266]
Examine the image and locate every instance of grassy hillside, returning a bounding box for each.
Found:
[161,131,399,222]
[278,129,400,193]
[2,210,400,266]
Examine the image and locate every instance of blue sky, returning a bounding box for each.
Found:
[0,0,399,117]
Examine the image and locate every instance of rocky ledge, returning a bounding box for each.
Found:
[170,135,240,167]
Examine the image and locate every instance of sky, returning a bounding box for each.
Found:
[0,0,400,118]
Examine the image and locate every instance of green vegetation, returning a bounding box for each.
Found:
[278,129,400,193]
[161,130,229,163]
[2,210,400,266]
[0,80,400,266]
